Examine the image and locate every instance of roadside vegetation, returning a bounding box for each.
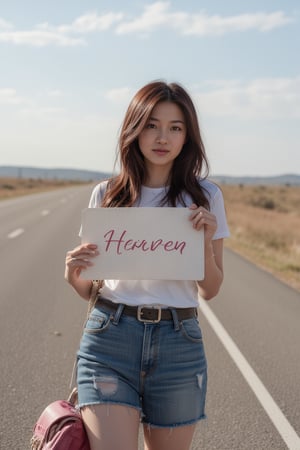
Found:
[0,177,88,200]
[1,177,299,292]
[221,184,300,292]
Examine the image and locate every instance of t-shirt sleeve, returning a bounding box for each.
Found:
[210,187,230,240]
[78,181,107,237]
[88,184,102,208]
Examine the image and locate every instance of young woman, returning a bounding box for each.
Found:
[65,81,229,450]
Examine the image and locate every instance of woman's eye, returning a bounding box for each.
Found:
[171,126,182,131]
[146,123,156,129]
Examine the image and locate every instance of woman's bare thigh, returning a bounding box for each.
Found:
[143,423,196,450]
[81,404,140,450]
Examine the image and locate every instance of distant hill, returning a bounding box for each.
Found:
[0,166,110,181]
[211,174,300,186]
[0,166,299,185]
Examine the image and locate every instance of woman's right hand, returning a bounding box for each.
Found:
[65,243,99,286]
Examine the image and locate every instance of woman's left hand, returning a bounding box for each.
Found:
[189,204,217,243]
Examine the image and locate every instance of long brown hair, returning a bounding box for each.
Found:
[102,81,210,208]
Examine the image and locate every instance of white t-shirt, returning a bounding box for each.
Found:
[85,179,230,308]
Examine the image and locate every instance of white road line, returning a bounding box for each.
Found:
[7,228,25,239]
[198,297,300,450]
[41,209,50,216]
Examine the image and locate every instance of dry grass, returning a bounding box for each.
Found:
[221,184,300,292]
[0,177,87,200]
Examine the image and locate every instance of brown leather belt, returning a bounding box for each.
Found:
[97,297,197,323]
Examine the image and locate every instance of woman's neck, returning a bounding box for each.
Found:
[143,166,171,188]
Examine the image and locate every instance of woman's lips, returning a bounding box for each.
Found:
[152,149,169,155]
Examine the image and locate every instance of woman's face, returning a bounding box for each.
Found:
[138,101,186,174]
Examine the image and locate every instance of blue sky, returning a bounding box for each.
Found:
[0,0,299,176]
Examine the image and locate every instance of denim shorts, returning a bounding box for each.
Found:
[77,301,207,428]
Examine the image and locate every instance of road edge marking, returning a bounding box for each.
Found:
[199,297,300,450]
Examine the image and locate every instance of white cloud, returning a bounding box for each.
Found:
[115,2,293,36]
[0,5,294,47]
[194,77,300,119]
[57,11,124,33]
[3,77,300,122]
[0,30,85,47]
[183,11,293,36]
[0,88,67,118]
[116,2,173,34]
[0,88,25,105]
[103,77,300,120]
[0,11,123,47]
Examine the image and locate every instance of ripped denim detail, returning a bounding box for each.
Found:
[93,375,118,397]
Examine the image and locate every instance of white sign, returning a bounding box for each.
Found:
[80,208,204,280]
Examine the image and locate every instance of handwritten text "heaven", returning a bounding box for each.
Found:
[104,229,186,255]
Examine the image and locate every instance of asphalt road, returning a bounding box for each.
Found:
[0,185,299,450]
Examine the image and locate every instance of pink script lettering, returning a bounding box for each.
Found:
[103,229,186,255]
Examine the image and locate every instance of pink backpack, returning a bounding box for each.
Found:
[30,389,90,450]
[30,282,102,449]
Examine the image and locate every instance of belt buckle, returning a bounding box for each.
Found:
[137,305,162,323]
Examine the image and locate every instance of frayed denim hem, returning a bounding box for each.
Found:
[142,413,207,429]
[78,400,142,415]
